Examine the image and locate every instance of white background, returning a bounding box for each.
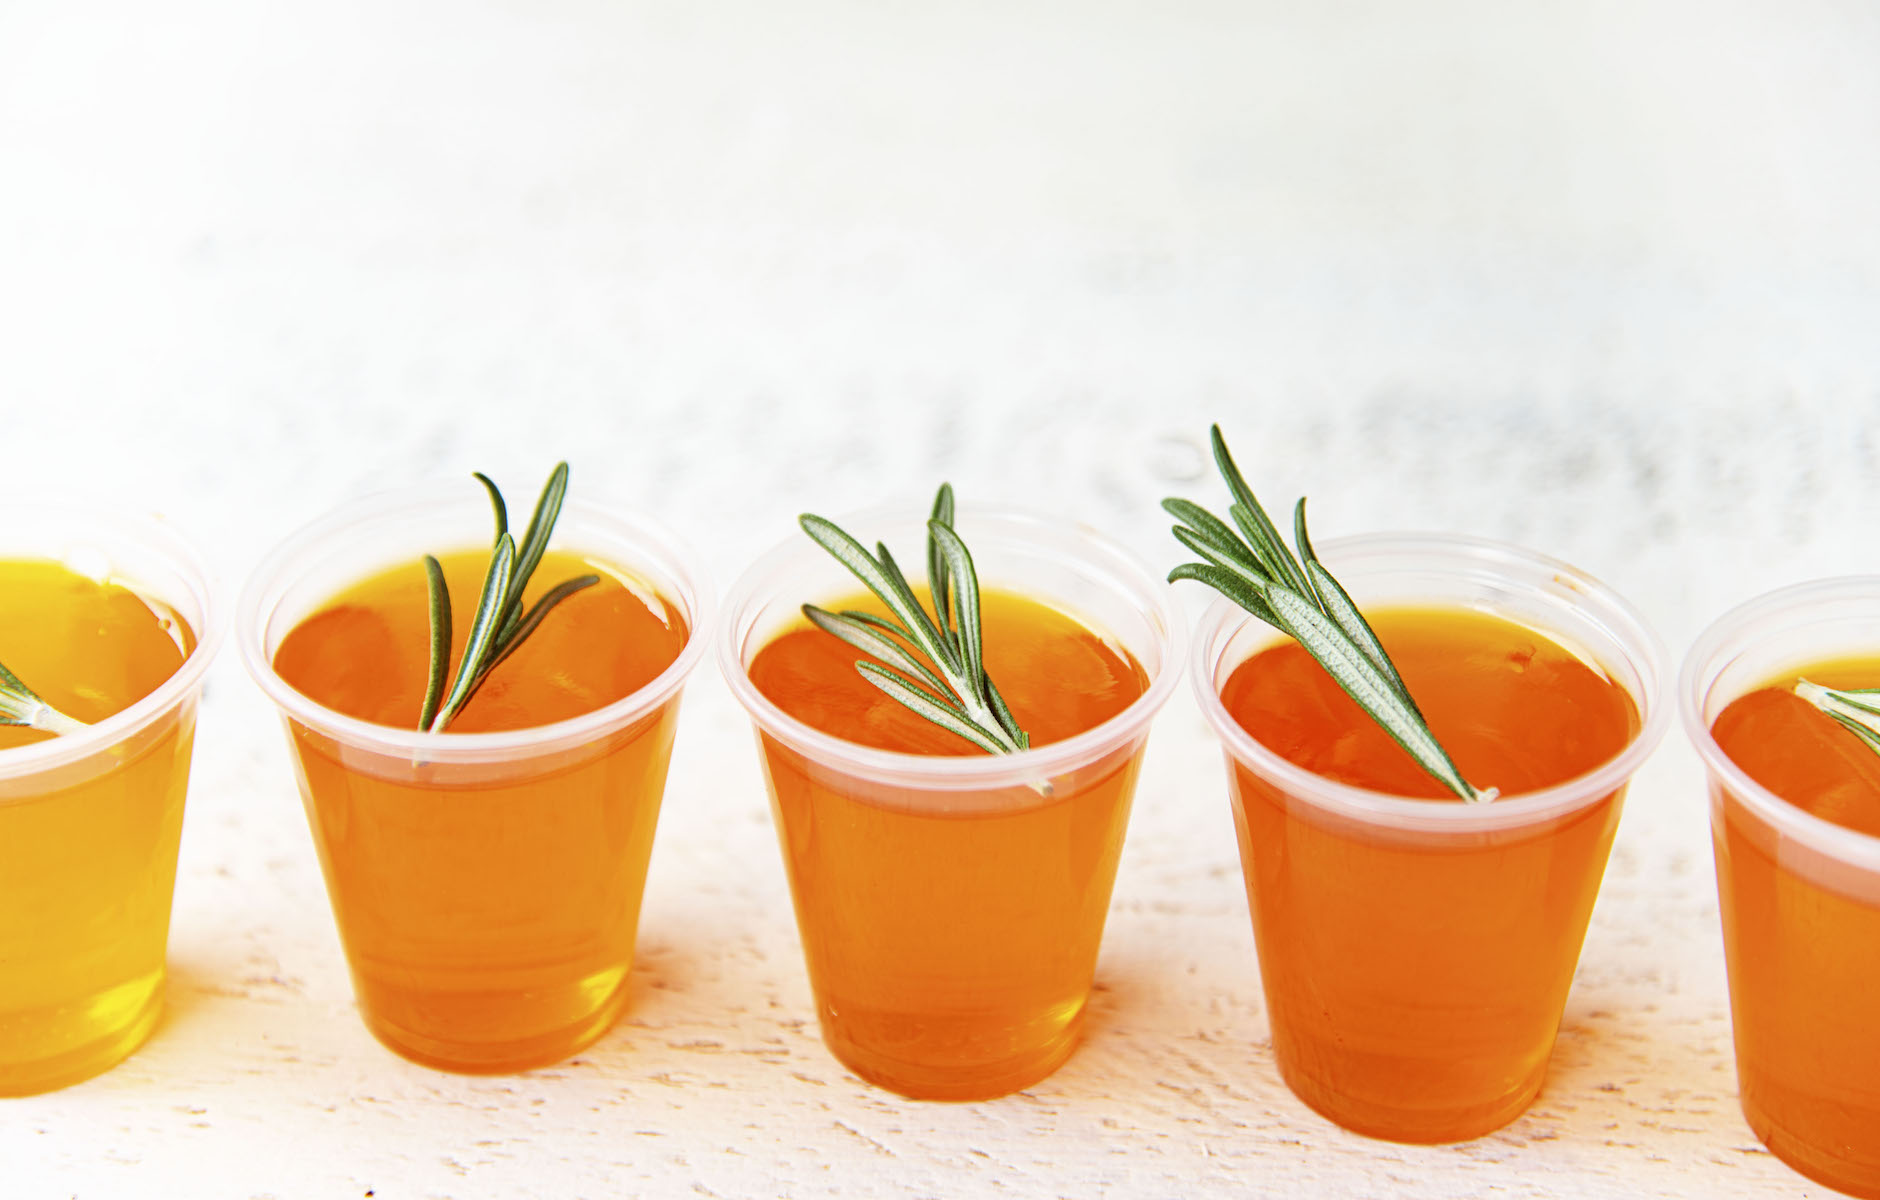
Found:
[4,1,1879,1196]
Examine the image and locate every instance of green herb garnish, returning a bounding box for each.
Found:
[798,484,1031,755]
[1164,425,1492,803]
[1794,681,1880,757]
[418,463,601,733]
[0,659,87,737]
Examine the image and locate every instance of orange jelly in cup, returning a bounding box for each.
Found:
[721,509,1183,1101]
[1685,580,1880,1197]
[0,512,220,1095]
[241,488,709,1073]
[1195,534,1668,1143]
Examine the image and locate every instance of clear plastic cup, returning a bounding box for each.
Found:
[1682,578,1880,1197]
[0,508,221,1094]
[718,508,1185,1101]
[1192,533,1669,1143]
[239,486,711,1073]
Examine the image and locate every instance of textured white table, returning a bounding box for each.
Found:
[4,2,1879,1195]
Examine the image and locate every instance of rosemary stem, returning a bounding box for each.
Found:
[1796,679,1880,757]
[797,485,1031,757]
[1166,425,1490,803]
[415,463,597,734]
[0,658,90,738]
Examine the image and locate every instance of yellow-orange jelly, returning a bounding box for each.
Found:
[0,558,195,1095]
[1710,657,1880,1196]
[747,587,1147,1099]
[270,548,690,1071]
[1221,606,1639,1142]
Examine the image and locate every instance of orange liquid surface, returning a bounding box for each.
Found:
[275,548,688,732]
[272,548,689,1071]
[1222,606,1639,1142]
[1710,658,1880,1196]
[749,587,1145,755]
[1711,660,1880,839]
[0,559,196,1094]
[748,587,1147,1099]
[1223,605,1639,799]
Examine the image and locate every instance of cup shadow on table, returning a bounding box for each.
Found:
[1067,939,1283,1111]
[567,914,819,1075]
[157,949,319,1052]
[1535,991,1747,1140]
[1068,936,1756,1164]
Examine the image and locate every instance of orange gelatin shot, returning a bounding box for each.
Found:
[242,486,708,1073]
[1194,535,1666,1143]
[721,510,1183,1101]
[0,515,218,1096]
[1686,583,1880,1198]
[751,588,1142,1096]
[1225,606,1635,1139]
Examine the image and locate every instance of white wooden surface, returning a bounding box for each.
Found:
[4,2,1879,1195]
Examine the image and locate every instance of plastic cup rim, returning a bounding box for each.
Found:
[716,503,1187,791]
[0,504,225,780]
[1679,573,1880,873]
[1191,530,1672,833]
[237,481,715,762]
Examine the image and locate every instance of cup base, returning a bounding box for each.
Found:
[821,1013,1081,1102]
[0,972,165,1097]
[1744,1096,1880,1198]
[359,977,632,1075]
[1278,1053,1545,1144]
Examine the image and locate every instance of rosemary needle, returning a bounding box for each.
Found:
[0,658,88,737]
[798,484,1031,756]
[1165,426,1492,803]
[418,463,601,733]
[1794,680,1880,758]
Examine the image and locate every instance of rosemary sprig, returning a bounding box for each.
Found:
[798,484,1031,755]
[1165,425,1492,803]
[0,658,88,737]
[1794,680,1880,757]
[418,463,602,733]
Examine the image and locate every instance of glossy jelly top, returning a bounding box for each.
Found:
[1223,605,1640,801]
[273,548,688,733]
[748,586,1145,756]
[1710,653,1880,840]
[0,558,194,752]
